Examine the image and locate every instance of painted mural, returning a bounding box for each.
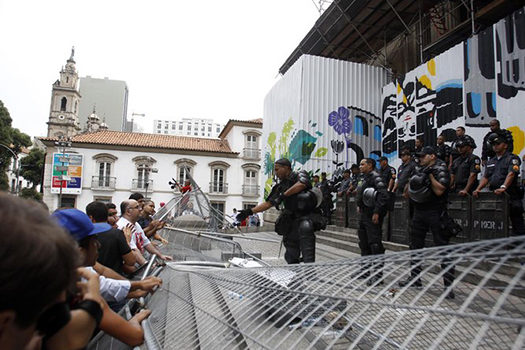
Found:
[382,6,525,169]
[263,106,382,197]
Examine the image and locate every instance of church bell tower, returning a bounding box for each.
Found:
[47,47,82,138]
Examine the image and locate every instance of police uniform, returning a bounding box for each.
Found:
[484,151,524,236]
[482,129,513,162]
[449,136,465,164]
[379,165,396,190]
[451,153,481,193]
[436,144,451,163]
[267,170,318,263]
[319,179,334,223]
[405,157,455,289]
[396,160,416,195]
[355,170,388,259]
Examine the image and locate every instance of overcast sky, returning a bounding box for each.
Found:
[0,0,319,136]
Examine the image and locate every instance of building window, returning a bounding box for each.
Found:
[208,126,212,132]
[157,124,161,129]
[216,127,220,133]
[60,97,67,112]
[210,201,225,225]
[242,163,260,196]
[132,156,156,191]
[98,162,111,187]
[179,124,183,130]
[174,158,196,186]
[209,161,230,194]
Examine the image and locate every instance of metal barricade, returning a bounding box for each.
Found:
[346,195,359,229]
[471,192,509,240]
[390,195,410,245]
[334,195,347,227]
[447,193,472,244]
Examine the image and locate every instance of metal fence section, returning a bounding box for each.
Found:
[142,236,525,349]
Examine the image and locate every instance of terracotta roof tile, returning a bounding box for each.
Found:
[39,130,237,154]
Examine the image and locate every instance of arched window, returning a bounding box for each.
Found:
[208,161,230,194]
[174,158,197,186]
[92,153,118,190]
[242,130,262,159]
[132,156,156,191]
[241,163,260,196]
[60,97,67,112]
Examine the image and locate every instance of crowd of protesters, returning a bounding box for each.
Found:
[0,191,172,350]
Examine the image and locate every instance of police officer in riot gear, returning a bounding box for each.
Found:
[236,158,322,264]
[481,119,514,165]
[400,146,456,299]
[449,126,466,168]
[451,135,481,196]
[355,158,389,285]
[473,133,524,236]
[393,149,416,197]
[378,156,396,192]
[436,134,451,164]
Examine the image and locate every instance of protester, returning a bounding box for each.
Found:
[106,203,119,227]
[138,200,168,244]
[0,194,101,350]
[53,208,155,346]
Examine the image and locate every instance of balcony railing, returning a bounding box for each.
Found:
[209,182,228,194]
[132,179,153,191]
[242,184,260,196]
[91,176,116,190]
[243,148,261,159]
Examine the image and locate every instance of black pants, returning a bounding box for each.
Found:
[410,207,454,286]
[283,216,316,264]
[509,199,525,236]
[357,208,385,256]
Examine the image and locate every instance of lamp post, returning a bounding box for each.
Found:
[54,137,72,208]
[0,143,19,195]
[144,167,158,200]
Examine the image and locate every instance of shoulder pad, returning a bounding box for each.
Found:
[297,170,311,185]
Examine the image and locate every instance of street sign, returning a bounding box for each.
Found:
[51,153,83,194]
[58,157,71,163]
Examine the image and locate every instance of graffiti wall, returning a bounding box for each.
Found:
[263,55,387,196]
[382,6,525,169]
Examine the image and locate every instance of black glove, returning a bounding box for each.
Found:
[269,193,286,207]
[236,208,253,222]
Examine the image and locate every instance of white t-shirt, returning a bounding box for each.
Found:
[85,266,130,303]
[116,217,151,251]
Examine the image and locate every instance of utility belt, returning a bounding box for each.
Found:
[274,209,326,236]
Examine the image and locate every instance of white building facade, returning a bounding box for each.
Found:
[38,119,263,217]
[153,118,224,138]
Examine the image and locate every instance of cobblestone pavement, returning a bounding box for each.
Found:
[232,231,359,266]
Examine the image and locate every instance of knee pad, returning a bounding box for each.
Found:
[297,218,315,236]
[370,243,385,255]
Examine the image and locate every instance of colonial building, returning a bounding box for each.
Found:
[153,118,224,138]
[38,118,263,216]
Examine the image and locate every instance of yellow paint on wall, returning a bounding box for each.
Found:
[418,75,432,89]
[427,59,436,76]
[403,95,407,104]
[508,126,524,155]
[397,83,402,94]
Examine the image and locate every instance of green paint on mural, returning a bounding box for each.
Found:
[288,129,317,165]
[278,119,294,158]
[315,147,328,157]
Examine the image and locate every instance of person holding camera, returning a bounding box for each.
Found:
[400,146,456,299]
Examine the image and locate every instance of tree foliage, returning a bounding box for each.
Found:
[19,187,43,201]
[20,148,45,188]
[0,100,32,190]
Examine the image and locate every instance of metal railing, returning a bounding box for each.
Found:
[209,182,228,194]
[242,184,259,196]
[131,179,153,191]
[242,148,261,159]
[91,176,116,190]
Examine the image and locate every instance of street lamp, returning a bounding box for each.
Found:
[54,137,72,208]
[144,167,158,200]
[0,143,19,195]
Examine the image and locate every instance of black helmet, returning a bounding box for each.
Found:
[487,132,505,145]
[408,173,432,203]
[458,135,476,149]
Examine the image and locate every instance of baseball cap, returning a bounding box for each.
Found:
[415,146,436,157]
[53,209,111,241]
